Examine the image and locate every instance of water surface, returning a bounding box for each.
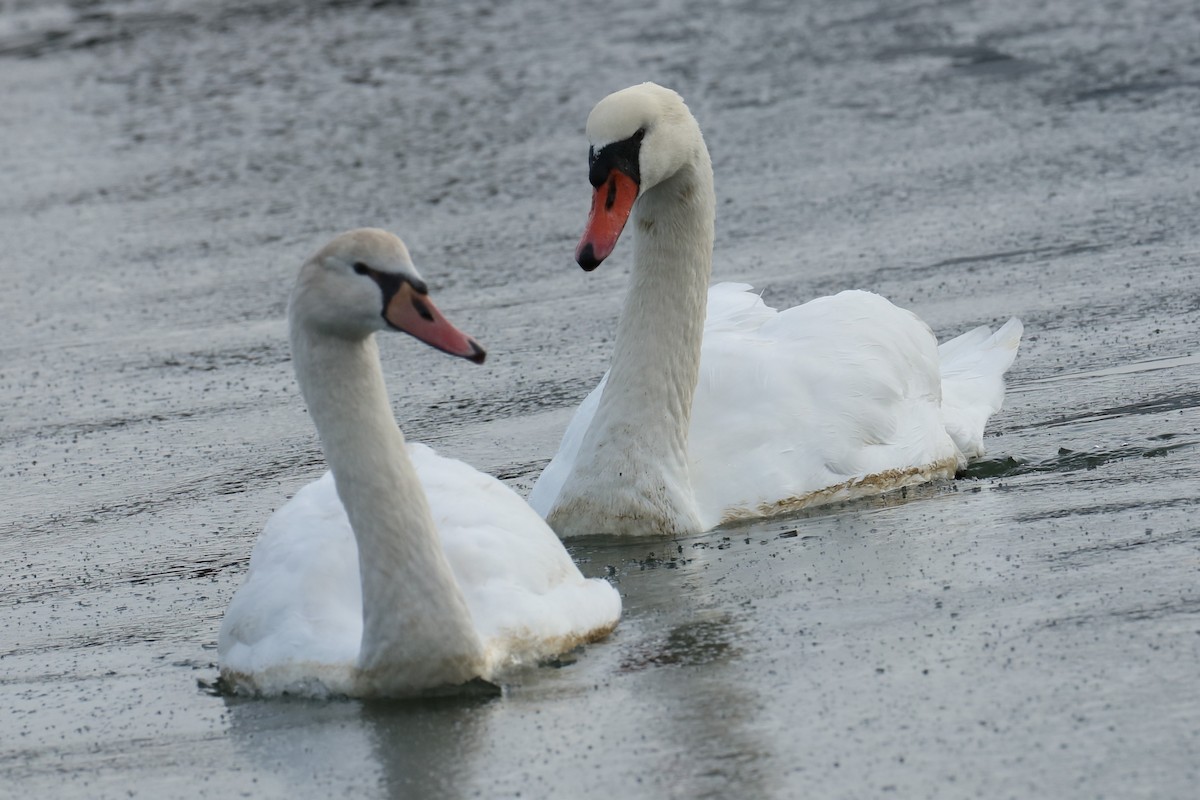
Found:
[2,0,1198,797]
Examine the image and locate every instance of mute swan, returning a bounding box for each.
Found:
[529,83,1023,537]
[219,229,621,698]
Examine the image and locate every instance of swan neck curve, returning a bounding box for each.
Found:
[612,154,715,443]
[289,319,484,690]
[550,129,715,536]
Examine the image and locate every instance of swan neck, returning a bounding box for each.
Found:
[289,322,484,684]
[608,152,715,457]
[544,126,715,536]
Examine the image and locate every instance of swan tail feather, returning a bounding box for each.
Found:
[938,317,1023,459]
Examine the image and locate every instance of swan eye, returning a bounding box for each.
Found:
[633,127,646,142]
[352,262,370,275]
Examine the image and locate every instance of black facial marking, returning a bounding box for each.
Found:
[411,296,434,322]
[588,127,645,188]
[358,263,426,307]
[368,269,404,303]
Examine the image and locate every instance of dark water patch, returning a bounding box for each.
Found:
[875,42,1043,78]
[620,615,741,672]
[1,618,184,659]
[1016,496,1199,523]
[0,9,197,59]
[2,446,326,543]
[559,533,676,576]
[0,670,115,688]
[5,402,260,442]
[1011,355,1200,392]
[960,436,1197,481]
[947,48,1042,79]
[143,343,288,373]
[128,555,247,586]
[0,548,247,609]
[0,1,416,60]
[1017,391,1200,431]
[1043,596,1200,629]
[958,455,1024,480]
[629,546,693,571]
[0,27,73,58]
[826,1,967,29]
[1047,526,1200,570]
[925,241,1106,273]
[796,241,1113,300]
[492,458,549,483]
[410,374,598,430]
[1072,79,1200,104]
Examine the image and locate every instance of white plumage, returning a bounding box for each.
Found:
[219,229,620,698]
[532,283,1021,531]
[530,83,1022,537]
[221,447,621,696]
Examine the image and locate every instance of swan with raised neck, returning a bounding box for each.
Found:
[530,83,1022,538]
[547,83,715,537]
[219,228,620,697]
[290,229,485,694]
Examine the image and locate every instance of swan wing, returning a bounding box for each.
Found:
[531,284,1019,532]
[217,472,362,691]
[220,447,621,690]
[410,443,621,672]
[688,286,961,527]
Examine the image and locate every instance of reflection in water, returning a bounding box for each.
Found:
[619,614,741,671]
[215,528,809,799]
[617,612,774,798]
[571,533,778,798]
[221,690,499,799]
[360,693,499,799]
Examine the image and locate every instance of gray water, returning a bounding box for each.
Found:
[2,0,1198,797]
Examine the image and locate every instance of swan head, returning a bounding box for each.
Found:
[577,82,703,270]
[290,228,485,363]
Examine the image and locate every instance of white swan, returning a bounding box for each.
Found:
[219,229,621,698]
[529,83,1023,537]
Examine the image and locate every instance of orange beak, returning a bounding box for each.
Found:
[383,283,485,363]
[576,169,639,271]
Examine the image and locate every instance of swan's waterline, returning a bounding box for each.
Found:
[717,454,962,527]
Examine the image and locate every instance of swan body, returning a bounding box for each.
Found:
[529,83,1022,537]
[219,229,620,698]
